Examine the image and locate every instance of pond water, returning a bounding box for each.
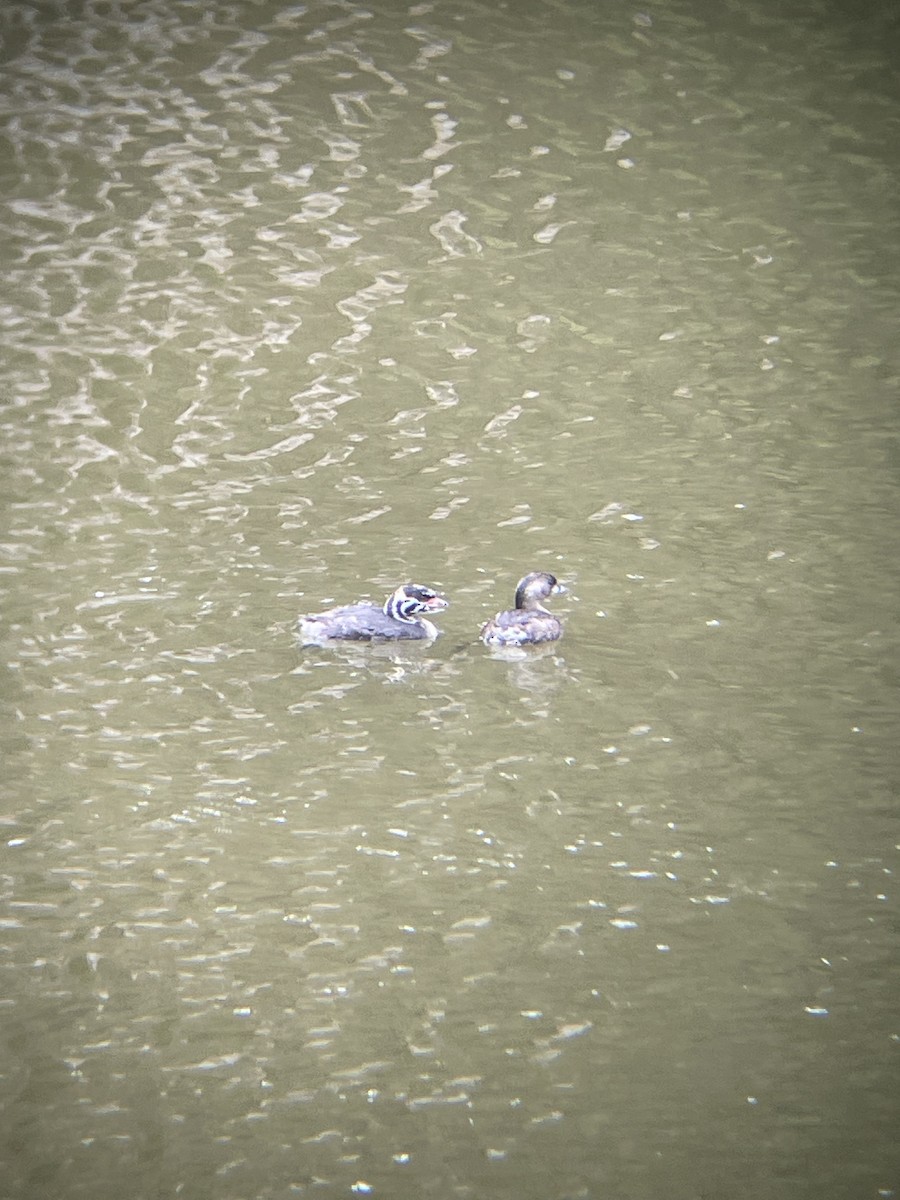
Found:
[1,0,898,1197]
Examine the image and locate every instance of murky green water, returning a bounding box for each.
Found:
[2,1,898,1197]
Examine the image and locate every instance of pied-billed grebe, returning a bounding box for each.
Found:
[299,583,449,645]
[480,571,566,647]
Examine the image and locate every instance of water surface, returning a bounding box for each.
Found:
[1,0,898,1197]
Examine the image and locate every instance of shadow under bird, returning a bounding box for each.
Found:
[299,583,449,645]
[480,571,567,647]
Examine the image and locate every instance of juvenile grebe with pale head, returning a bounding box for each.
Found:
[480,571,566,647]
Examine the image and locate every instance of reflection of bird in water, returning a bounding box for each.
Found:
[496,644,568,703]
[481,571,566,647]
[299,584,449,645]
